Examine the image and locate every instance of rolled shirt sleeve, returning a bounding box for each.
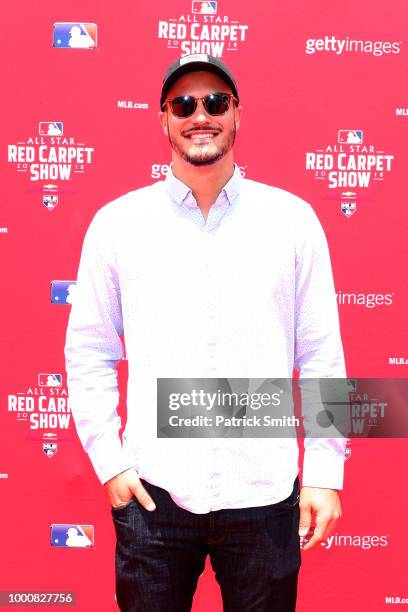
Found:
[294,203,349,490]
[64,210,134,485]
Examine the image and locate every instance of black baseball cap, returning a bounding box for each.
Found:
[160,53,239,110]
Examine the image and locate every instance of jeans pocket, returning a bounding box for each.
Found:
[111,496,135,515]
[280,477,300,509]
[264,500,301,557]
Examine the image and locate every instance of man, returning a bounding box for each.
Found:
[65,54,347,611]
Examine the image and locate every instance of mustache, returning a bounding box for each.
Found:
[182,126,221,135]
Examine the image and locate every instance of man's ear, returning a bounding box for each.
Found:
[234,104,243,131]
[158,110,169,135]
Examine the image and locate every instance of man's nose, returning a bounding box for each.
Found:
[191,100,211,123]
[193,111,209,123]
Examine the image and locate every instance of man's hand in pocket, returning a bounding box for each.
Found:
[104,467,156,511]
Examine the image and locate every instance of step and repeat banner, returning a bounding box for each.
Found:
[1,0,407,610]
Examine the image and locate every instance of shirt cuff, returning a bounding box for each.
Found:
[302,450,346,490]
[87,434,136,485]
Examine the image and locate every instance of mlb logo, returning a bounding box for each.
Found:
[338,130,363,144]
[43,194,58,211]
[345,446,352,461]
[347,378,358,392]
[38,373,62,387]
[192,1,217,14]
[341,202,357,217]
[50,524,94,548]
[39,122,63,136]
[50,280,77,304]
[43,443,58,458]
[53,23,97,49]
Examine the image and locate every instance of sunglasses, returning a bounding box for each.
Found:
[163,92,237,118]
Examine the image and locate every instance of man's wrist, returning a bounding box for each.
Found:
[104,466,137,485]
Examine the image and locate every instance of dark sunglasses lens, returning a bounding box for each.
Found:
[204,93,230,115]
[171,96,197,117]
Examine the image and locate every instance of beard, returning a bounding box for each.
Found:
[168,122,236,166]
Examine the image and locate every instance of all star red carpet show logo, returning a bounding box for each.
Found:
[157,0,249,57]
[7,121,94,182]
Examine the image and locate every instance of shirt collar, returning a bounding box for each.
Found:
[164,163,242,208]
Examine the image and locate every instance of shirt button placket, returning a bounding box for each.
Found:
[206,245,217,373]
[203,239,223,507]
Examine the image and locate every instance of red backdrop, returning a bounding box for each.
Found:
[1,0,407,609]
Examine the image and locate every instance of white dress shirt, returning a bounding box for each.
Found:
[64,164,348,513]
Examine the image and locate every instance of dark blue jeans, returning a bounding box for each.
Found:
[111,477,301,612]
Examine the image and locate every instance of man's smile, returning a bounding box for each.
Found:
[182,129,221,146]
